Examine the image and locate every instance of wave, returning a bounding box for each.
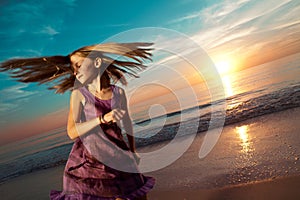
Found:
[1,84,300,184]
[134,84,300,146]
[0,143,72,184]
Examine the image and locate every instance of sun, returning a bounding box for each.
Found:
[212,57,238,97]
[214,60,232,75]
[212,55,239,75]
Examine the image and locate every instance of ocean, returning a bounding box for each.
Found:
[0,53,300,184]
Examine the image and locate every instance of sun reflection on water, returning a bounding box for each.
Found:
[222,75,234,97]
[221,74,242,110]
[235,125,252,153]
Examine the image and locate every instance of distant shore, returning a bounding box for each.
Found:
[1,107,300,200]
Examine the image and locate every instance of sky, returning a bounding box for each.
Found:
[0,0,300,144]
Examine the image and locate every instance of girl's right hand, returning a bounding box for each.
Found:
[102,108,126,123]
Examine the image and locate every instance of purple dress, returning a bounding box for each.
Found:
[50,85,155,200]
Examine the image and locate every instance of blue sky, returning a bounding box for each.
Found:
[0,0,300,142]
[0,0,212,126]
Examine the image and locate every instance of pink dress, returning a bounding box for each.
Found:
[50,84,155,200]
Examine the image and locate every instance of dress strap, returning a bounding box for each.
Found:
[78,86,95,104]
[111,85,121,109]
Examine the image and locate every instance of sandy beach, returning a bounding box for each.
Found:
[1,107,300,200]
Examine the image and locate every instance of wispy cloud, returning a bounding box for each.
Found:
[1,83,37,100]
[39,25,59,36]
[106,23,130,27]
[168,12,200,24]
[0,83,38,113]
[124,0,300,85]
[0,102,16,112]
[166,0,300,67]
[0,0,76,57]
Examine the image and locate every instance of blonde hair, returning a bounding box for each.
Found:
[0,42,153,93]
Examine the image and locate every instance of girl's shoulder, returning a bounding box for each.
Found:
[71,88,86,106]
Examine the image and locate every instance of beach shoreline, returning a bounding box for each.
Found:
[1,167,299,200]
[1,106,300,199]
[148,175,300,200]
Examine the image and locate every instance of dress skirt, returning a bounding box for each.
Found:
[50,85,155,199]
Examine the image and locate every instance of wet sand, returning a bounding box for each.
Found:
[1,107,300,199]
[148,175,300,200]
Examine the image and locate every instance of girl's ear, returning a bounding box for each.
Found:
[94,57,102,68]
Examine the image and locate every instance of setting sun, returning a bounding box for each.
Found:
[215,60,234,75]
[211,54,240,75]
[211,57,240,97]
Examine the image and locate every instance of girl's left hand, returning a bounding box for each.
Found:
[102,108,126,123]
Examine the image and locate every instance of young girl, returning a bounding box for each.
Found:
[0,42,155,200]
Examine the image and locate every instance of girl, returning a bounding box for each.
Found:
[0,42,155,200]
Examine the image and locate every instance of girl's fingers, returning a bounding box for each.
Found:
[113,109,125,120]
[119,109,126,115]
[104,109,126,123]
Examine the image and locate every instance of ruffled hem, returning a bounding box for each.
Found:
[50,176,155,200]
[121,176,155,199]
[50,190,115,200]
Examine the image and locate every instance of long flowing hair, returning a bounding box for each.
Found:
[0,42,153,93]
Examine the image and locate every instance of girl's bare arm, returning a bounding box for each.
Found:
[67,89,101,140]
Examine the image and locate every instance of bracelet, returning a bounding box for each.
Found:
[98,115,102,124]
[100,114,109,124]
[99,115,104,124]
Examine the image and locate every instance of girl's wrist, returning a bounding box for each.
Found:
[99,114,108,124]
[98,115,102,124]
[98,115,103,124]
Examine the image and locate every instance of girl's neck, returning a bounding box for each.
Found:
[87,74,110,93]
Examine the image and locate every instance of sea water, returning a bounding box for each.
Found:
[0,53,299,183]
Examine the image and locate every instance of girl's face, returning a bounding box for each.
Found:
[70,54,100,84]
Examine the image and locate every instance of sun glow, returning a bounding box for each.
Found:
[212,57,239,97]
[215,60,234,75]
